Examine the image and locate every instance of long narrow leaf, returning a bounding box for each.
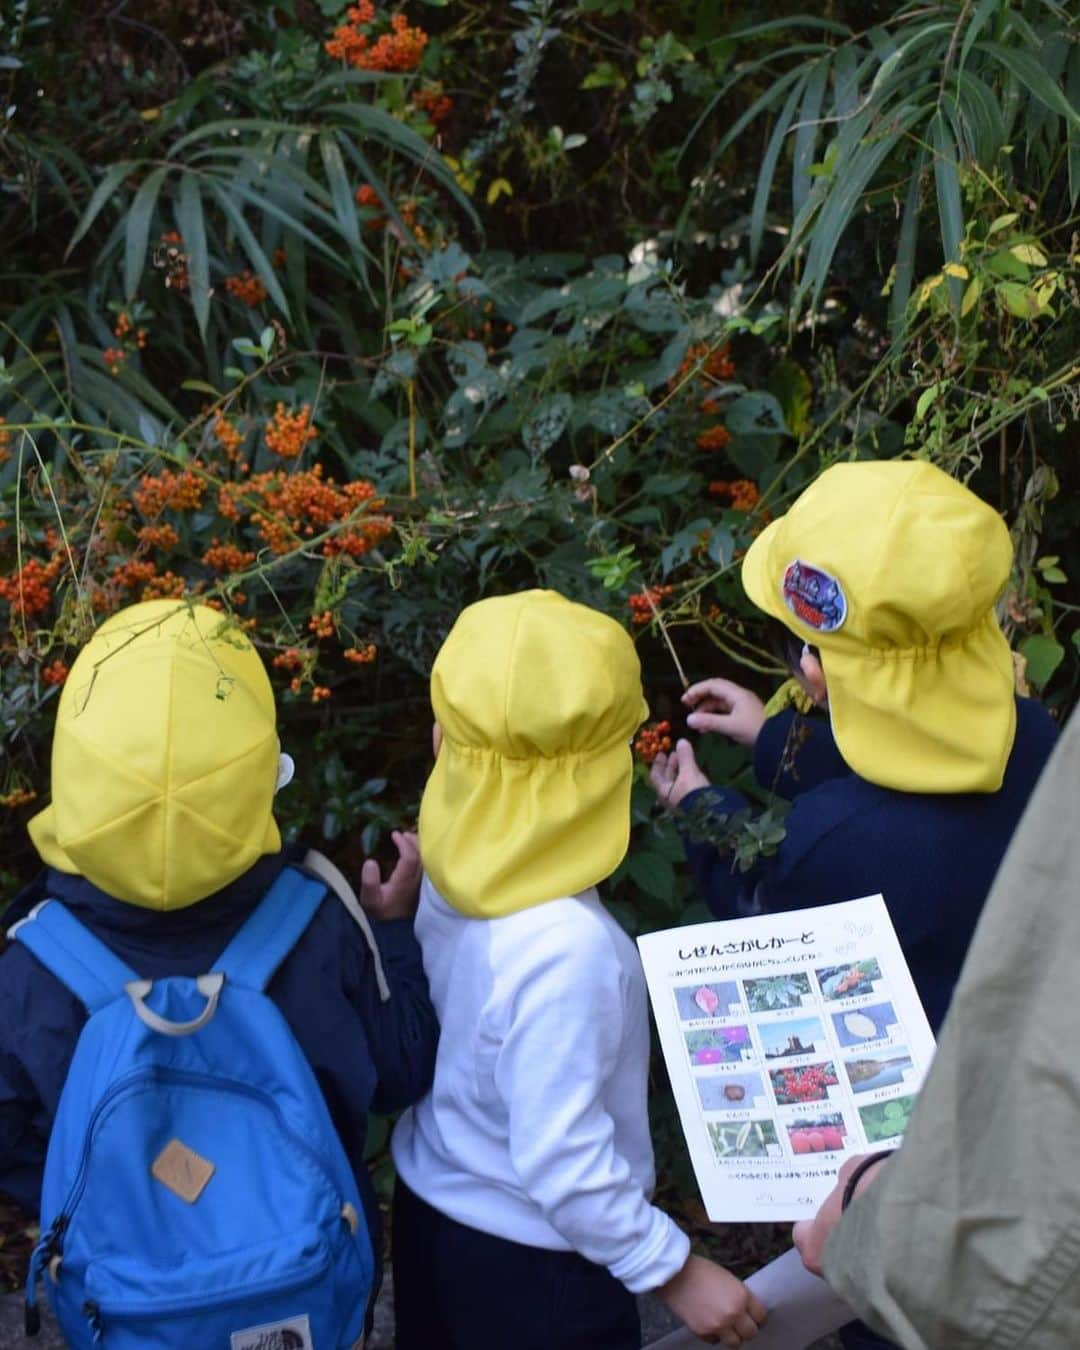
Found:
[319,132,362,250]
[959,0,1006,74]
[66,161,134,257]
[175,171,211,339]
[889,144,927,336]
[750,75,807,265]
[209,184,291,318]
[977,39,1080,125]
[793,60,829,217]
[931,111,964,311]
[125,166,170,301]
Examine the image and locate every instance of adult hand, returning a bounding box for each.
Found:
[649,738,711,809]
[656,1254,767,1346]
[792,1153,888,1277]
[682,679,766,748]
[359,829,422,920]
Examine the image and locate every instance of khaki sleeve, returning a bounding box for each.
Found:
[823,711,1080,1349]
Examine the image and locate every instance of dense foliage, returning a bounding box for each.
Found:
[1,0,1078,1265]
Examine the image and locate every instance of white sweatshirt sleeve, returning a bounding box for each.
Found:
[492,917,690,1293]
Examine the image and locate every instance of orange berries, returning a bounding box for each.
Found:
[708,479,760,511]
[202,541,256,573]
[137,523,180,552]
[634,720,673,765]
[326,5,428,72]
[265,403,317,459]
[628,585,673,626]
[213,414,244,461]
[413,83,453,125]
[225,270,269,308]
[0,417,10,465]
[0,786,37,809]
[696,424,732,452]
[309,610,335,639]
[674,342,736,387]
[0,556,63,618]
[103,347,126,375]
[344,643,377,664]
[41,659,69,686]
[133,468,206,517]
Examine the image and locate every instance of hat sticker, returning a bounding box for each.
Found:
[782,560,847,633]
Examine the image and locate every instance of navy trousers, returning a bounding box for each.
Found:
[392,1178,642,1350]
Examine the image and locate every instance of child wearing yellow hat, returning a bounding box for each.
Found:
[391,589,767,1349]
[0,600,438,1326]
[649,460,1058,1350]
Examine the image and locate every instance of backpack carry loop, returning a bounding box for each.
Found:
[124,972,224,1036]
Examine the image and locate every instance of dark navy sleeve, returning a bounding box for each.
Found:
[754,710,850,797]
[342,917,438,1116]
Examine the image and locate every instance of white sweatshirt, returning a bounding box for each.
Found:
[391,877,691,1293]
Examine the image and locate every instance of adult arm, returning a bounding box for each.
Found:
[820,710,1080,1349]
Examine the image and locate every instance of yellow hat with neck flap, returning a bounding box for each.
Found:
[419,590,649,918]
[29,600,281,910]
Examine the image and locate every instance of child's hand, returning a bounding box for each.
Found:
[360,830,422,920]
[656,1255,766,1346]
[683,678,766,748]
[649,739,710,809]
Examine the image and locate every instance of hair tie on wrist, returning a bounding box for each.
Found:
[841,1151,893,1212]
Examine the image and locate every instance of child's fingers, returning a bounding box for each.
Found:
[733,1310,762,1340]
[682,677,742,708]
[746,1290,768,1325]
[359,857,382,908]
[392,829,420,865]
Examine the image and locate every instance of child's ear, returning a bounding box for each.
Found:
[432,722,443,758]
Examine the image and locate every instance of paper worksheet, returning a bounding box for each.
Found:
[638,894,936,1222]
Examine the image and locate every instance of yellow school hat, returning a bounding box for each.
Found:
[741,460,1016,793]
[419,590,649,917]
[29,600,281,910]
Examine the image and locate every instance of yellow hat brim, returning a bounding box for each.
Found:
[741,517,788,624]
[820,611,1016,793]
[419,730,640,917]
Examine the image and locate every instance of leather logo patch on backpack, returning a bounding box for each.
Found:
[230,1314,314,1350]
[150,1137,215,1204]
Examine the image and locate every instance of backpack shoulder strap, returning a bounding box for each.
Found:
[300,849,390,1003]
[8,900,139,1013]
[214,866,327,992]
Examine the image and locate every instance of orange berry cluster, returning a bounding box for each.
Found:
[106,558,158,600]
[327,5,428,72]
[265,403,317,459]
[41,658,69,686]
[0,786,37,809]
[628,584,673,626]
[696,424,732,452]
[309,610,335,639]
[137,523,180,551]
[413,83,452,125]
[113,311,148,348]
[0,417,10,465]
[344,643,377,664]
[634,720,673,765]
[213,413,245,463]
[141,570,187,600]
[674,342,736,387]
[0,555,64,618]
[708,479,760,511]
[218,464,390,560]
[202,541,256,573]
[103,347,126,375]
[133,468,206,517]
[225,270,269,308]
[310,684,332,703]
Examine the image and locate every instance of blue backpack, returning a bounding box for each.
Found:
[14,866,375,1349]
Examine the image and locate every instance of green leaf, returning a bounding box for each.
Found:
[977,39,1080,127]
[1019,634,1065,688]
[210,183,291,318]
[627,851,676,899]
[750,75,807,266]
[997,280,1045,318]
[889,144,926,336]
[125,165,170,301]
[175,171,211,339]
[793,60,829,218]
[960,274,983,317]
[930,112,964,308]
[66,161,134,256]
[319,132,361,251]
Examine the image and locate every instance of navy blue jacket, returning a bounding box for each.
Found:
[682,697,1058,1032]
[0,847,439,1252]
